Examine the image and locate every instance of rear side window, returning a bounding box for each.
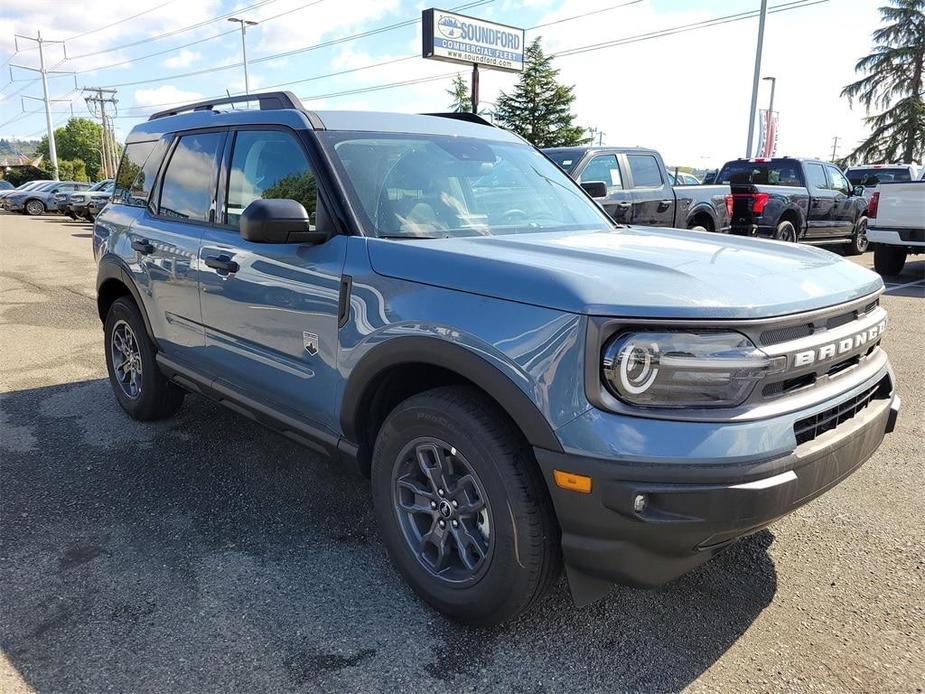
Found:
[846,168,912,185]
[114,141,158,207]
[158,132,224,222]
[579,155,623,191]
[805,163,827,190]
[627,155,663,188]
[225,129,316,226]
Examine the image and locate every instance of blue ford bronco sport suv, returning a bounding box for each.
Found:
[94,92,900,625]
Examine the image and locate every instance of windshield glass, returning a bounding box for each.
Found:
[320,132,612,238]
[716,160,804,186]
[89,179,112,191]
[845,168,911,186]
[543,148,584,174]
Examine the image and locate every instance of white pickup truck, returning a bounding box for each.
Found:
[868,181,925,275]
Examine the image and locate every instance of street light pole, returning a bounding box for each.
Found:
[745,0,769,157]
[763,76,776,121]
[228,17,258,95]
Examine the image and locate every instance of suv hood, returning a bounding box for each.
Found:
[367,227,883,319]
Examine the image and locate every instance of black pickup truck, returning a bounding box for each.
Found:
[716,157,870,255]
[544,146,731,232]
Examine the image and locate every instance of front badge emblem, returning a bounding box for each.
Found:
[303,331,319,356]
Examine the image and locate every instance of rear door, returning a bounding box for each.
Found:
[803,162,834,238]
[825,164,857,236]
[575,153,633,223]
[197,127,347,434]
[626,153,674,226]
[126,130,225,364]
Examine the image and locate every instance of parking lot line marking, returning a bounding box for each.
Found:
[883,279,925,293]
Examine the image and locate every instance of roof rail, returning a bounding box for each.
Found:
[149,90,303,121]
[422,112,495,127]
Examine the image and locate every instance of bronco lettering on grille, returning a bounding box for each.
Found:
[793,320,886,367]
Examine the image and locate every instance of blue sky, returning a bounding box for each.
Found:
[1,0,881,166]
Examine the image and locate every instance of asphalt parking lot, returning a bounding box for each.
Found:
[1,213,923,693]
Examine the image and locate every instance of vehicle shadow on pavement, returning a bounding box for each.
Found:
[0,379,777,693]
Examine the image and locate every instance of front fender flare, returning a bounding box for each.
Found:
[96,254,157,345]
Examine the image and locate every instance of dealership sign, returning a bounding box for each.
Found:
[422,8,524,72]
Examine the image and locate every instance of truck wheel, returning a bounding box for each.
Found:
[371,386,560,625]
[846,216,869,256]
[104,297,184,421]
[873,245,907,276]
[774,220,797,242]
[24,199,45,216]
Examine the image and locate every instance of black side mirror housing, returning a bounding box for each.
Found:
[581,181,608,198]
[240,198,330,244]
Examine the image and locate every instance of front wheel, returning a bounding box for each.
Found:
[774,219,797,242]
[24,199,45,216]
[873,245,907,276]
[371,386,560,625]
[846,216,869,256]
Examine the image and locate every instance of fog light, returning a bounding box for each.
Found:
[633,494,647,513]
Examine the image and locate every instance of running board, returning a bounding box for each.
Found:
[801,238,851,246]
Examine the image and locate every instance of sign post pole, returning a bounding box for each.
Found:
[471,63,479,114]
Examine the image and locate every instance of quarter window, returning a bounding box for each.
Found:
[225,129,316,226]
[158,132,224,222]
[114,141,158,207]
[579,155,623,191]
[627,155,663,188]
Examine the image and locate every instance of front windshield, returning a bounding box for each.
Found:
[89,179,112,192]
[320,132,613,238]
[846,168,911,186]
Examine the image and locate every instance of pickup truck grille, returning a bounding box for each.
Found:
[793,376,890,445]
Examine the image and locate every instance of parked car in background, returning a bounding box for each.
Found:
[0,180,13,191]
[866,180,925,275]
[4,180,91,215]
[845,164,919,199]
[93,93,899,625]
[0,179,48,202]
[545,146,731,231]
[667,170,701,186]
[701,169,718,184]
[717,157,869,254]
[60,179,114,220]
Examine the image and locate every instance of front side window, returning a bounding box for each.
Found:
[579,155,623,191]
[158,132,224,222]
[320,132,612,238]
[627,155,663,188]
[225,129,316,226]
[826,166,851,194]
[805,163,827,190]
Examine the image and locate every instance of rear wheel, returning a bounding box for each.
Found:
[371,386,560,625]
[774,219,797,243]
[104,297,184,420]
[873,245,907,276]
[846,216,869,256]
[24,199,45,216]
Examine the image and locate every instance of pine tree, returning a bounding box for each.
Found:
[841,0,925,164]
[493,38,589,147]
[447,74,471,113]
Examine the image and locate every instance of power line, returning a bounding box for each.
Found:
[66,0,179,41]
[531,0,642,30]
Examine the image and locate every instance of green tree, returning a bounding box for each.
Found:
[48,158,89,182]
[840,0,925,165]
[493,38,590,147]
[447,74,471,113]
[36,118,112,179]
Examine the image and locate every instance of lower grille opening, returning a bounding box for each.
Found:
[793,377,891,446]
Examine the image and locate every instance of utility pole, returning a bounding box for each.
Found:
[228,17,258,95]
[831,136,839,162]
[745,0,769,157]
[471,63,479,114]
[11,31,74,180]
[83,87,119,178]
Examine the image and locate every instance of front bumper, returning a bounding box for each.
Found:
[535,380,899,605]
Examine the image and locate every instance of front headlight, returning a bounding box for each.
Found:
[602,331,786,408]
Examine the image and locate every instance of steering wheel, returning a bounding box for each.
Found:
[501,208,530,225]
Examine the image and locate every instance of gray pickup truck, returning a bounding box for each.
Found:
[544,146,731,232]
[94,93,898,625]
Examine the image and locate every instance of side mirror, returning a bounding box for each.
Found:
[580,181,608,198]
[852,185,865,197]
[240,198,329,244]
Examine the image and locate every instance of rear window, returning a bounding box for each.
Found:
[845,168,912,186]
[544,149,585,174]
[114,141,164,207]
[717,160,804,186]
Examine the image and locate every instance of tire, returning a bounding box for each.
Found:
[774,219,797,242]
[873,245,907,276]
[687,223,709,232]
[846,216,869,256]
[371,386,560,625]
[103,297,184,421]
[24,199,45,216]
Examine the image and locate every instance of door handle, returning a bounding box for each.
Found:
[131,239,154,255]
[616,201,632,208]
[204,254,240,274]
[659,199,673,209]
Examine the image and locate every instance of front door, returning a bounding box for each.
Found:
[626,153,675,227]
[803,162,835,238]
[576,154,633,223]
[825,164,857,236]
[197,128,347,434]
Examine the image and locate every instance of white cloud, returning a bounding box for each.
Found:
[133,85,204,109]
[164,49,201,68]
